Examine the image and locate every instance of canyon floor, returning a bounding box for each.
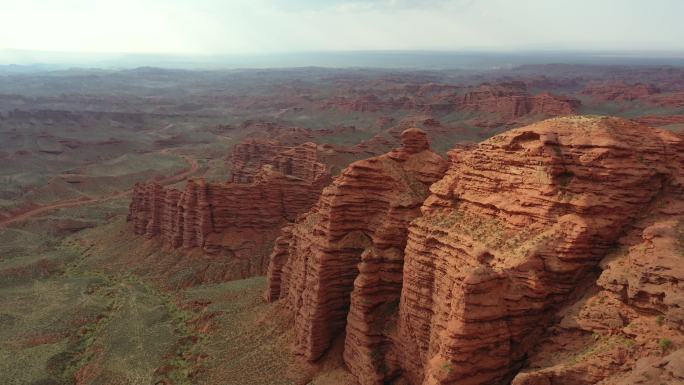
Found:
[1,65,683,385]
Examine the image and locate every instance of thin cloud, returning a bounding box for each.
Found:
[271,0,469,12]
[0,0,682,55]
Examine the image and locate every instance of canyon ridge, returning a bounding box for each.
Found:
[2,64,683,385]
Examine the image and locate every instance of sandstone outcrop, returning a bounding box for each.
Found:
[128,141,331,279]
[319,81,581,123]
[326,95,386,112]
[528,92,581,116]
[649,92,684,108]
[230,139,329,184]
[459,82,580,120]
[582,81,661,101]
[266,116,684,385]
[229,139,287,183]
[635,114,684,126]
[322,95,416,113]
[396,116,683,385]
[265,129,448,373]
[510,129,684,384]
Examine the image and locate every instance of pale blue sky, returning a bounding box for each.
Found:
[1,0,682,54]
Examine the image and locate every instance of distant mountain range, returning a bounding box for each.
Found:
[2,49,684,72]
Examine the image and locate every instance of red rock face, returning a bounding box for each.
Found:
[581,82,684,108]
[395,116,683,385]
[459,82,580,119]
[319,81,580,122]
[582,81,661,101]
[322,95,417,113]
[230,139,287,183]
[128,141,331,279]
[322,95,383,112]
[649,92,684,108]
[510,130,684,385]
[635,115,684,126]
[265,129,448,374]
[529,92,581,116]
[267,116,683,385]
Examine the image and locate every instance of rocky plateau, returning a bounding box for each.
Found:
[6,64,684,385]
[266,116,684,385]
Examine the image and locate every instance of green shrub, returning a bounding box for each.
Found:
[441,362,454,374]
[658,338,673,352]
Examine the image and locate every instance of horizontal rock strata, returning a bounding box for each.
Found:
[128,141,331,279]
[582,81,661,101]
[267,116,683,385]
[265,128,448,381]
[459,82,580,119]
[396,116,683,385]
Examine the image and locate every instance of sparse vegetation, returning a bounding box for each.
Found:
[2,64,684,385]
[568,334,639,365]
[658,338,673,352]
[617,336,636,348]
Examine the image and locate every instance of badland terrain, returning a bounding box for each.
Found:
[1,63,683,385]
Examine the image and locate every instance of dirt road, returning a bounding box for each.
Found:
[0,154,199,229]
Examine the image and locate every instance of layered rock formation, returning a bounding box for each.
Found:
[635,114,684,127]
[582,81,661,101]
[395,116,682,385]
[265,129,448,371]
[230,139,328,184]
[266,116,684,385]
[322,95,416,113]
[318,81,582,124]
[459,82,580,119]
[513,211,684,385]
[230,139,287,183]
[581,82,684,108]
[128,141,331,278]
[509,129,684,385]
[649,92,684,108]
[528,92,581,116]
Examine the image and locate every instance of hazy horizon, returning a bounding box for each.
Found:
[2,0,684,66]
[4,49,684,71]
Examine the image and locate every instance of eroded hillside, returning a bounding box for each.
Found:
[2,65,684,385]
[267,116,684,385]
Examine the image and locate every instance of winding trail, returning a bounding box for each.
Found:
[0,154,199,229]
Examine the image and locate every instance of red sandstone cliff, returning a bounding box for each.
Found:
[318,82,579,125]
[582,81,661,101]
[459,82,580,120]
[635,115,684,126]
[582,82,684,109]
[649,92,684,108]
[230,139,287,183]
[128,141,331,280]
[266,116,684,385]
[395,116,683,385]
[265,128,448,369]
